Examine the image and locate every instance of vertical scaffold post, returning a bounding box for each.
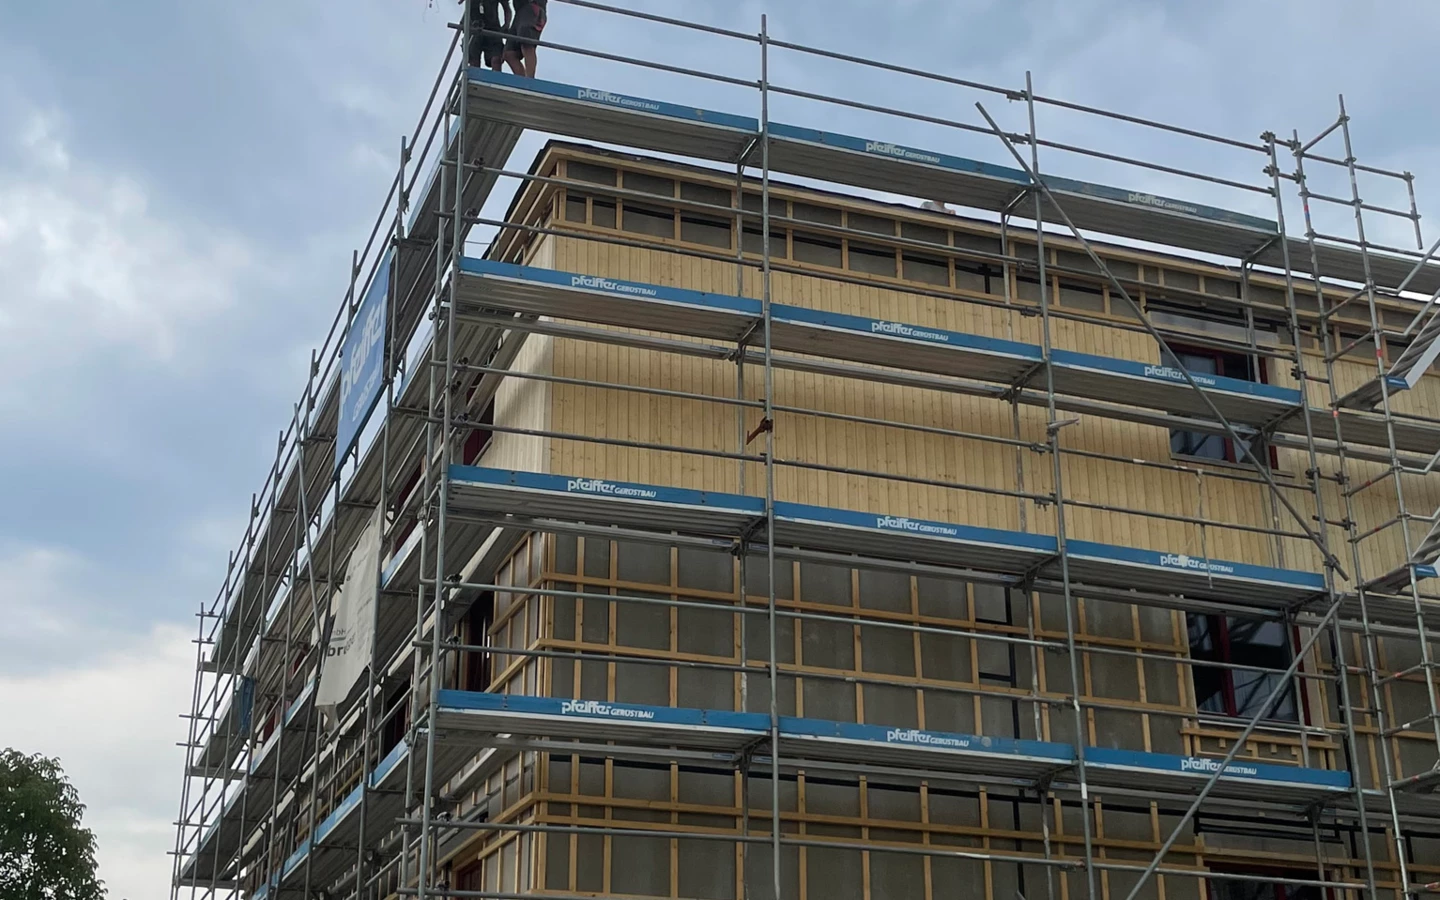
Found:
[732,149,753,894]
[758,15,783,900]
[420,3,469,895]
[1338,95,1440,896]
[1290,120,1400,899]
[171,564,217,900]
[298,356,332,900]
[1263,130,1380,900]
[355,141,404,900]
[1022,71,1099,900]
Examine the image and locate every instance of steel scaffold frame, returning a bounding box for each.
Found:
[170,4,1440,900]
[1269,99,1440,898]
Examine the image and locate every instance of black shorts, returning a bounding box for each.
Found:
[506,1,546,53]
[468,25,507,68]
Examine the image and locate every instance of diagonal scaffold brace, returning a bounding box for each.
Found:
[973,100,1346,581]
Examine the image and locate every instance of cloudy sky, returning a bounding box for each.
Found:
[2,0,1438,896]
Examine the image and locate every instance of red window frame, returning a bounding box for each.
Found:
[1189,614,1309,726]
[1167,343,1278,467]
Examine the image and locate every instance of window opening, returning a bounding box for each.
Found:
[1204,866,1325,900]
[463,592,495,692]
[1187,614,1299,723]
[1163,343,1270,465]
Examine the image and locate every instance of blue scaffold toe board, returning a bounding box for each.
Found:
[432,691,1351,806]
[765,122,1031,226]
[1084,746,1351,805]
[454,260,1306,429]
[1048,348,1300,423]
[1064,540,1325,608]
[777,717,1072,781]
[770,501,1056,578]
[768,304,1042,386]
[436,690,765,750]
[456,258,761,340]
[447,466,766,536]
[460,70,1296,265]
[466,68,759,163]
[250,738,473,900]
[444,467,1325,607]
[458,68,1440,300]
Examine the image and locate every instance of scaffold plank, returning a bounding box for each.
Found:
[430,691,1351,805]
[465,67,758,163]
[456,259,1306,430]
[446,466,1326,607]
[1081,746,1350,806]
[460,68,1440,294]
[246,738,472,900]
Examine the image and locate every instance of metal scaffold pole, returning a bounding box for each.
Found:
[1291,116,1412,898]
[171,7,1440,898]
[418,5,469,896]
[1017,72,1098,900]
[758,15,784,900]
[1263,131,1381,900]
[976,86,1367,900]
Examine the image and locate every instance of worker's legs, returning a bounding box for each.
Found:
[482,34,505,71]
[508,3,544,78]
[503,47,524,76]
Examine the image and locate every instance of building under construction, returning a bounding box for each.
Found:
[171,4,1440,899]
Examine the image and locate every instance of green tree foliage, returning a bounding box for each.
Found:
[0,749,105,900]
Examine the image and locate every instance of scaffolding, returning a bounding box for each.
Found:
[170,3,1440,899]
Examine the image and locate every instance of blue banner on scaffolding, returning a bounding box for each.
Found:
[336,253,390,475]
[237,675,255,735]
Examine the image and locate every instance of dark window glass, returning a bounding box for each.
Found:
[1166,347,1266,464]
[680,181,731,207]
[956,262,988,293]
[623,171,675,201]
[1187,614,1227,716]
[793,201,841,226]
[741,194,785,255]
[1203,277,1241,299]
[742,193,786,217]
[621,203,674,239]
[1015,275,1044,303]
[592,199,616,229]
[743,227,785,257]
[1187,614,1298,722]
[680,214,731,248]
[849,241,897,278]
[464,594,495,692]
[794,232,842,268]
[1164,269,1201,292]
[900,222,947,248]
[1058,279,1106,313]
[849,212,895,236]
[903,253,949,286]
[1056,249,1102,275]
[568,161,617,186]
[564,194,587,224]
[381,679,410,754]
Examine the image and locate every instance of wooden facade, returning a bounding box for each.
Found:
[433,144,1440,899]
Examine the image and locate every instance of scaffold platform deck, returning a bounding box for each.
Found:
[461,68,1440,294]
[447,466,1327,607]
[433,691,1351,807]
